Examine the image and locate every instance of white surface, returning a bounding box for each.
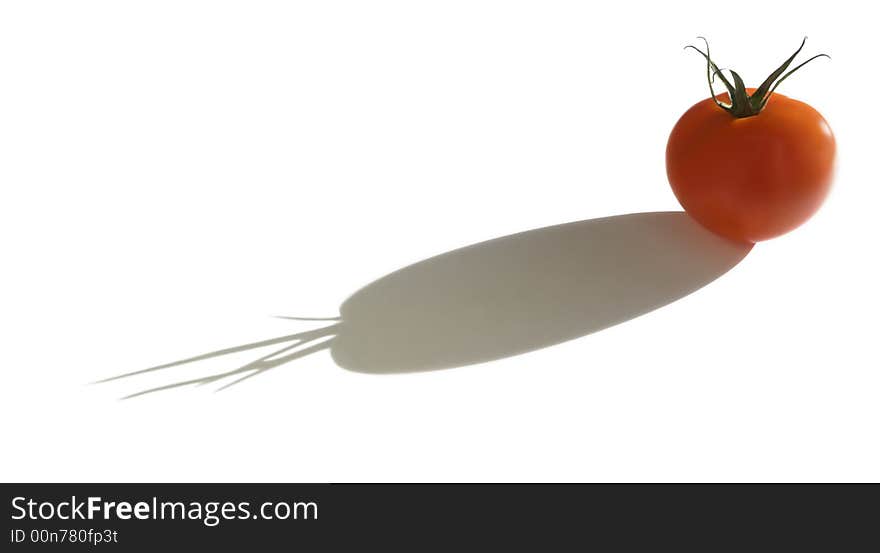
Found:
[2,1,878,482]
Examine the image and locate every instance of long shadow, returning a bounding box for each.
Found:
[98,212,752,397]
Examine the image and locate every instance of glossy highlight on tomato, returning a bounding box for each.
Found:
[666,39,836,243]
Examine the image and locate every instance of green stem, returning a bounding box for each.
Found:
[685,37,830,118]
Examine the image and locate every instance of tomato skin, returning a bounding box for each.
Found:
[666,90,835,243]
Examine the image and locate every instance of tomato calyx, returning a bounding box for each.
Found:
[684,37,830,118]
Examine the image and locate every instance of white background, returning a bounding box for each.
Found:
[2,1,878,482]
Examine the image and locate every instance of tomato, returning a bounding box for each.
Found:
[666,39,836,243]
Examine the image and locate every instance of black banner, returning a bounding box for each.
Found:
[2,484,877,550]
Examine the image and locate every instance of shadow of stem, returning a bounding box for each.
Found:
[96,325,338,399]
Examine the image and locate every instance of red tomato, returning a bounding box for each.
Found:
[667,40,836,243]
